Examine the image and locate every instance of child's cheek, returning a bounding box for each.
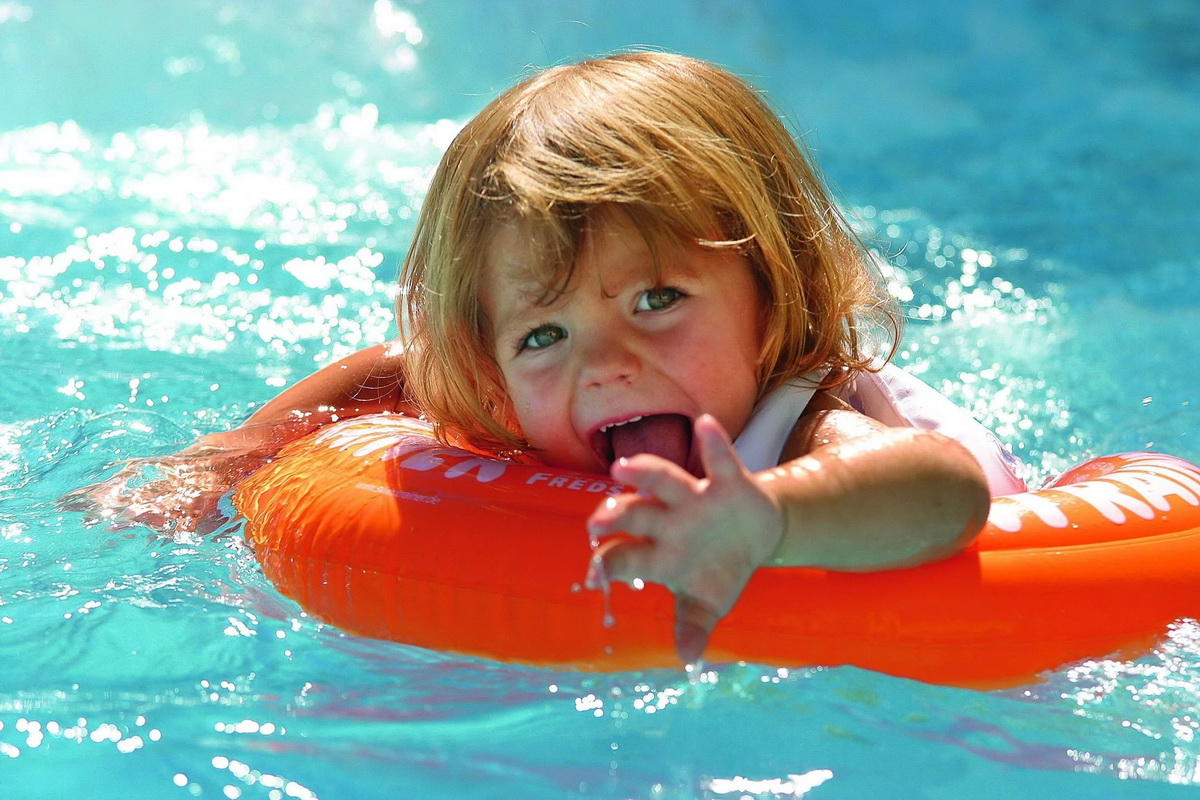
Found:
[505,369,560,438]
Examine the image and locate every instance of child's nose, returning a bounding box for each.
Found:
[577,331,641,389]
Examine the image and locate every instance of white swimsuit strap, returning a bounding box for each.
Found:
[848,364,1027,496]
[732,364,1026,496]
[733,371,827,472]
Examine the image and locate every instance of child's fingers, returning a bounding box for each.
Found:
[590,536,660,589]
[593,538,724,666]
[694,414,745,483]
[56,488,103,513]
[674,593,721,666]
[587,491,666,541]
[609,454,696,506]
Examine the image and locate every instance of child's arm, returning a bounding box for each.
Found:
[62,341,414,533]
[197,340,414,452]
[586,392,990,665]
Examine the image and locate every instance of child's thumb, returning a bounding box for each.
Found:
[694,414,744,483]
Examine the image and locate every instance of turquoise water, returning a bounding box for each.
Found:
[3,1,1200,797]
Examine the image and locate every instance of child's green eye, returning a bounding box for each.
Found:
[520,324,566,351]
[635,286,685,312]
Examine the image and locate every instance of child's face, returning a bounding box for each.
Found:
[483,211,763,476]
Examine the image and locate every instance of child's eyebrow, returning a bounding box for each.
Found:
[485,280,560,337]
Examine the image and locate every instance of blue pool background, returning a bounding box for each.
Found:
[2,1,1199,797]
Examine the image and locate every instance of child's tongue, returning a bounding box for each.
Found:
[609,414,692,469]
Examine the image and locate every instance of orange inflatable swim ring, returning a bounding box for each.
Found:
[233,413,1200,689]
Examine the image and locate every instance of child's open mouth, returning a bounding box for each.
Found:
[592,413,699,475]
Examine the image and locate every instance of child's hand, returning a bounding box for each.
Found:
[585,414,785,665]
[58,439,271,536]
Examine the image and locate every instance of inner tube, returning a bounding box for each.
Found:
[232,413,1200,689]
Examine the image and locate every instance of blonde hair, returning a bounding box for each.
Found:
[400,51,899,454]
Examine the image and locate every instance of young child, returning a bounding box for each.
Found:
[75,52,1023,664]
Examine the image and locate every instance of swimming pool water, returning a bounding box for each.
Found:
[2,1,1199,797]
